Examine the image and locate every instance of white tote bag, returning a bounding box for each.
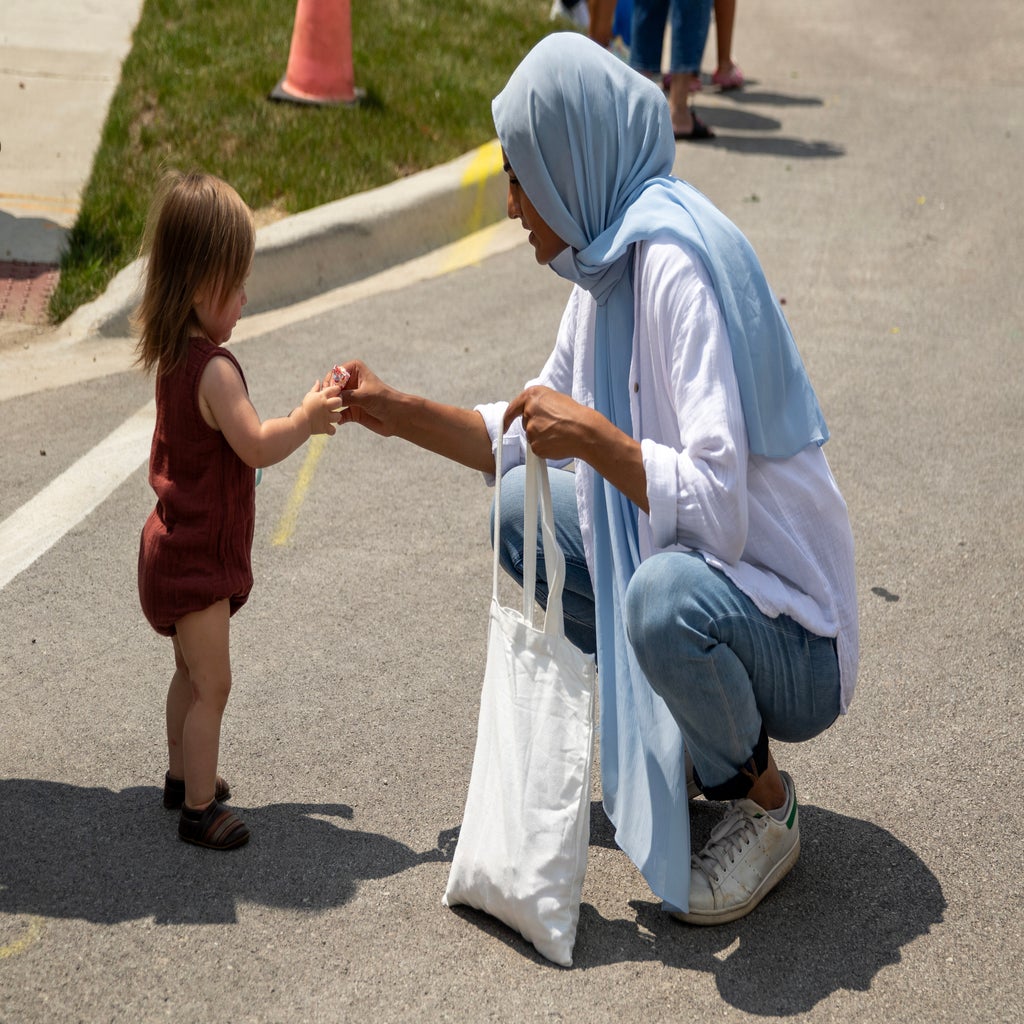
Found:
[443,442,597,967]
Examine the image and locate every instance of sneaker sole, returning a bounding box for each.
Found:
[671,837,800,926]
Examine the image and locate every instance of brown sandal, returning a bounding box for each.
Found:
[163,772,231,810]
[178,800,250,850]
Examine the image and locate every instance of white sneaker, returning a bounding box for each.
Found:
[549,0,589,29]
[674,771,800,925]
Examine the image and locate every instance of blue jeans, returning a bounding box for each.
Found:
[493,465,842,797]
[492,465,597,656]
[630,0,713,75]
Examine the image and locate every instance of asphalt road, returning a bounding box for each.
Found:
[1,0,1022,1021]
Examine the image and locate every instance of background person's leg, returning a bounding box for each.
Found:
[666,0,714,136]
[630,0,671,74]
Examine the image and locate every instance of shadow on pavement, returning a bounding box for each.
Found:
[694,85,845,158]
[714,87,826,109]
[584,799,945,1013]
[458,799,943,1009]
[696,130,846,160]
[2,779,943,1011]
[0,779,456,925]
[0,210,67,266]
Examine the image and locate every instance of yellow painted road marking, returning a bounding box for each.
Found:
[0,916,44,960]
[460,140,504,234]
[272,434,329,546]
[442,141,506,272]
[264,144,509,546]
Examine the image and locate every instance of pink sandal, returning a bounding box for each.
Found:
[712,64,745,90]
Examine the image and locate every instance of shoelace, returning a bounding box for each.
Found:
[691,802,767,881]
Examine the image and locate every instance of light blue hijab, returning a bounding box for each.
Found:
[492,32,827,911]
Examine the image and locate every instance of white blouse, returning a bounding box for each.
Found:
[477,234,859,712]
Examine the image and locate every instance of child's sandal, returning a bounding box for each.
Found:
[163,771,231,810]
[178,800,250,850]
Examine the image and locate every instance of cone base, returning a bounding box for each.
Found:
[269,77,365,107]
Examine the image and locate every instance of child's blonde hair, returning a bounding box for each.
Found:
[133,170,255,375]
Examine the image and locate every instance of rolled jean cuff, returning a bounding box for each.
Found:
[693,724,769,801]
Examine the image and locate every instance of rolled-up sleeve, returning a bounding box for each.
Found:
[473,401,526,484]
[642,435,747,564]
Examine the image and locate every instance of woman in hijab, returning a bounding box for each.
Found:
[337,32,858,925]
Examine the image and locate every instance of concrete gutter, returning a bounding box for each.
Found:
[59,140,509,343]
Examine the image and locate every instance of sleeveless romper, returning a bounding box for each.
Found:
[138,337,256,637]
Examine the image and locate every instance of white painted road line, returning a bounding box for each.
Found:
[0,400,154,591]
[0,221,527,593]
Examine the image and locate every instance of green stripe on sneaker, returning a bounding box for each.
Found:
[785,792,797,830]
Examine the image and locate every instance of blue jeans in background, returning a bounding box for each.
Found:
[630,0,713,75]
[493,463,842,796]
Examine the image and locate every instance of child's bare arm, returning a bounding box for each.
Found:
[199,357,342,468]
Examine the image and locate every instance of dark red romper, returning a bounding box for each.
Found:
[138,338,256,637]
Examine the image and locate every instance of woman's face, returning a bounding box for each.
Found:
[503,153,568,266]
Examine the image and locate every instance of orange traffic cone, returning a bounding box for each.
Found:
[270,0,363,106]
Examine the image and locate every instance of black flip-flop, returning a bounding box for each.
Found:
[674,112,715,141]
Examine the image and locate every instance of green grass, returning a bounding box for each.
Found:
[50,0,561,322]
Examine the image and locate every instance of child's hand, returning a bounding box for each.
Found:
[302,380,343,436]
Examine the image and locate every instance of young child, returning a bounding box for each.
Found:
[134,170,342,850]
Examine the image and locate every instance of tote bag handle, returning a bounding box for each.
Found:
[492,433,567,637]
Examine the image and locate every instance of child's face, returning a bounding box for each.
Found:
[194,277,248,345]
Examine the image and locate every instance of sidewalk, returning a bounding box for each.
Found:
[0,1,512,357]
[0,0,143,338]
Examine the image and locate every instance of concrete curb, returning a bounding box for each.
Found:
[60,140,509,343]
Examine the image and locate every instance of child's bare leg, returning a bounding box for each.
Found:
[174,599,232,810]
[166,637,192,780]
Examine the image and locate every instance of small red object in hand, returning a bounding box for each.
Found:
[330,364,350,388]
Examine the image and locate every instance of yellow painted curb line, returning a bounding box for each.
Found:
[461,139,504,233]
[443,140,506,272]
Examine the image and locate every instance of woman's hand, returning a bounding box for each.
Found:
[333,359,494,471]
[330,359,402,438]
[505,385,650,512]
[503,385,594,462]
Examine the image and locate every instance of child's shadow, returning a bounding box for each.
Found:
[0,779,457,925]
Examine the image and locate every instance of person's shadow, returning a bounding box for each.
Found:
[0,779,457,926]
[2,780,945,1014]
[453,799,945,1014]
[695,83,846,160]
[580,798,946,1013]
